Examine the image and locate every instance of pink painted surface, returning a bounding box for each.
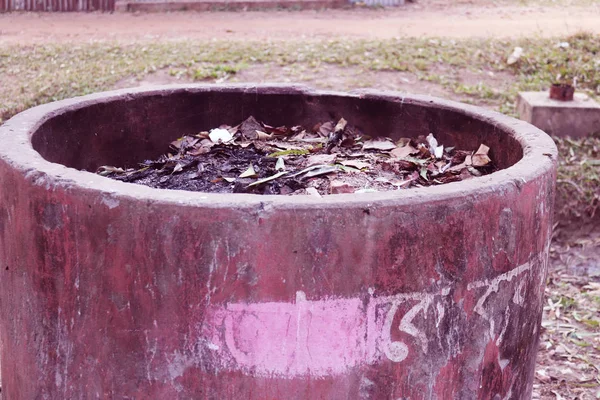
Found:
[208,293,366,377]
[202,260,533,379]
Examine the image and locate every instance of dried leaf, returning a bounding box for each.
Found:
[263,124,289,136]
[239,165,257,178]
[247,171,288,187]
[209,128,233,143]
[340,160,370,169]
[240,116,263,140]
[223,177,236,183]
[303,165,339,179]
[267,141,306,151]
[170,137,185,149]
[307,154,337,166]
[330,179,354,194]
[293,129,306,140]
[355,188,378,193]
[551,390,564,400]
[391,145,418,159]
[288,164,326,178]
[472,154,491,167]
[334,118,348,132]
[448,155,473,173]
[435,174,462,184]
[467,166,482,176]
[297,137,328,144]
[275,157,285,171]
[188,146,211,156]
[400,156,428,166]
[472,144,491,167]
[394,177,416,188]
[97,165,126,175]
[507,46,523,65]
[426,133,444,159]
[451,150,469,164]
[426,133,438,152]
[305,187,322,197]
[475,144,490,155]
[256,131,274,141]
[336,164,362,173]
[396,159,419,171]
[340,137,356,147]
[417,143,432,158]
[317,121,334,137]
[363,139,397,151]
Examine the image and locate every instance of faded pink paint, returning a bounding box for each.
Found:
[205,292,370,377]
[203,291,442,377]
[201,261,532,379]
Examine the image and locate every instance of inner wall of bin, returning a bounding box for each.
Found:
[31,90,523,172]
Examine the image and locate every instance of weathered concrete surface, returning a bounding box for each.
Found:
[0,85,557,399]
[517,91,600,138]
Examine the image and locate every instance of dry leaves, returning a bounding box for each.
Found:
[98,116,496,195]
[535,239,600,400]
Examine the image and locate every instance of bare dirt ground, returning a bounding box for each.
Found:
[1,0,600,44]
[115,62,507,99]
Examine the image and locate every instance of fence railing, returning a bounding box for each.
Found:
[0,0,405,12]
[1,0,115,11]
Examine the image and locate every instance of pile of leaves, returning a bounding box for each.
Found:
[98,116,496,195]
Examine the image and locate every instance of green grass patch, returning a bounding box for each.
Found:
[1,33,598,122]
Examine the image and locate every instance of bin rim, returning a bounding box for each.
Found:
[0,84,557,210]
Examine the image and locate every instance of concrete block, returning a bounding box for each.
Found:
[517,91,600,138]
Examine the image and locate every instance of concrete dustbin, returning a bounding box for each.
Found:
[0,85,556,399]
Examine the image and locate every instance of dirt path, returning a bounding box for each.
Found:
[1,1,600,44]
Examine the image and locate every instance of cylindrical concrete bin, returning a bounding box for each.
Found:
[0,85,556,399]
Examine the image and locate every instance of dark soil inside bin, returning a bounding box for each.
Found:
[98,116,497,196]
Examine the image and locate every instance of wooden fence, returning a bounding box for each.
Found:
[0,0,115,11]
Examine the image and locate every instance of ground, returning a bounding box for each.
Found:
[2,0,600,43]
[0,1,599,398]
[539,228,600,399]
